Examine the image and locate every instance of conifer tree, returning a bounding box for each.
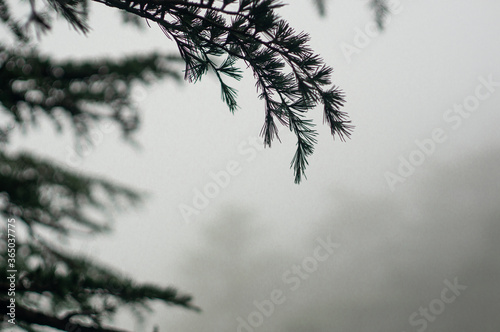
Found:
[1,1,384,331]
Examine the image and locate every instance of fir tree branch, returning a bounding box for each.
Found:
[0,150,141,235]
[0,235,200,330]
[92,0,352,182]
[0,299,130,332]
[0,0,30,42]
[0,45,183,141]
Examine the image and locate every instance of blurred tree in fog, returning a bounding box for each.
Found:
[313,0,390,29]
[312,0,390,28]
[0,0,386,331]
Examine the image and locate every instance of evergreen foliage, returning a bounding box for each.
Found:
[1,0,356,182]
[0,149,200,332]
[0,45,183,143]
[92,0,352,183]
[1,0,197,331]
[0,1,385,331]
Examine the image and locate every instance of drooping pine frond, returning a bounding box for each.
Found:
[92,0,352,183]
[45,0,90,33]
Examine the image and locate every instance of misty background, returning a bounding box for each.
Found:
[7,0,500,331]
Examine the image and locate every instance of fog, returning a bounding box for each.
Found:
[7,0,500,331]
[156,148,500,332]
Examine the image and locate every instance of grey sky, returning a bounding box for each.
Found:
[7,0,500,331]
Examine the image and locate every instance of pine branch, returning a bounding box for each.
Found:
[0,0,30,42]
[92,0,352,182]
[45,0,90,34]
[0,45,183,142]
[0,235,199,331]
[0,299,131,332]
[0,150,141,235]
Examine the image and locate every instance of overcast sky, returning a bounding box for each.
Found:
[8,0,500,331]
